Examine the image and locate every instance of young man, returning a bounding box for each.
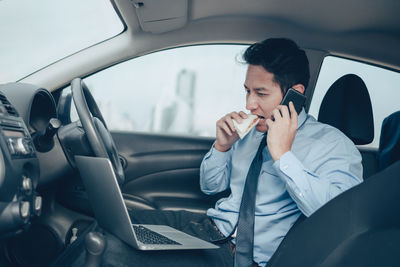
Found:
[200,38,363,266]
[61,38,362,267]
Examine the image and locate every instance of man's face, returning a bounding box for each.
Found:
[244,64,284,133]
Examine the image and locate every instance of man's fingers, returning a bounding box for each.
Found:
[289,102,298,128]
[227,118,237,133]
[231,112,245,124]
[265,118,273,129]
[288,102,298,117]
[217,111,252,136]
[239,111,248,120]
[277,105,290,119]
[272,109,282,121]
[222,114,237,133]
[220,121,233,136]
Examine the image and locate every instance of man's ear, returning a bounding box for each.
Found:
[292,84,305,94]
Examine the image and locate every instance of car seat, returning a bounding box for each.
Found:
[266,159,400,267]
[317,74,374,144]
[317,74,376,178]
[377,110,400,171]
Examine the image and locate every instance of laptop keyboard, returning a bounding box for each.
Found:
[133,225,182,245]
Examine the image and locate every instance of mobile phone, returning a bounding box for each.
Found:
[280,88,306,116]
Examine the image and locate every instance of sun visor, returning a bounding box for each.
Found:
[133,0,188,33]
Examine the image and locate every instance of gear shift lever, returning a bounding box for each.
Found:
[85,231,106,267]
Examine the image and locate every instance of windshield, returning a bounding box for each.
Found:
[0,0,124,84]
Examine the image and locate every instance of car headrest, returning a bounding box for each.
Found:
[318,74,374,145]
[378,110,400,171]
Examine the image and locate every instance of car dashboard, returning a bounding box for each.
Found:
[0,92,40,238]
[0,83,62,239]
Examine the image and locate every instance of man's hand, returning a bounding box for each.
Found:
[265,102,298,161]
[214,111,248,152]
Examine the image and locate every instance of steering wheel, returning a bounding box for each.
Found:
[71,78,125,185]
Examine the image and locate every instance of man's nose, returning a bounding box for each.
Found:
[246,93,258,110]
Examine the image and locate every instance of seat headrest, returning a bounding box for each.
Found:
[318,74,374,145]
[378,110,400,171]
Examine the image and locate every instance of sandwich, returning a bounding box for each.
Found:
[233,114,260,139]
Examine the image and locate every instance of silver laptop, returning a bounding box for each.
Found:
[75,155,219,250]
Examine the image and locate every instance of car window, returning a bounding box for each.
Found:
[83,45,249,137]
[309,56,400,148]
[0,0,123,83]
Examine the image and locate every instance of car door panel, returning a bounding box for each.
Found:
[112,132,230,214]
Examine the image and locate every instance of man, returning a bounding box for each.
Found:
[200,38,363,266]
[59,38,362,267]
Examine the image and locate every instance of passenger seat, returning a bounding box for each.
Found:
[377,110,400,171]
[317,74,376,179]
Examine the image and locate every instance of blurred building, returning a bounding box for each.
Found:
[98,100,136,131]
[151,69,196,134]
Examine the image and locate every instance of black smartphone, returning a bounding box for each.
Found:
[280,88,306,116]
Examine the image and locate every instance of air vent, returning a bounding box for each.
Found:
[4,105,18,116]
[0,93,9,104]
[0,92,19,117]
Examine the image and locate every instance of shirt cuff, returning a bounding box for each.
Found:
[203,143,232,167]
[273,151,312,189]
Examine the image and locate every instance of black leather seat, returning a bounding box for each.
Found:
[267,160,400,267]
[317,74,376,178]
[317,74,374,145]
[378,110,400,171]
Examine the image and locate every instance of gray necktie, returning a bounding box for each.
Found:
[234,135,266,267]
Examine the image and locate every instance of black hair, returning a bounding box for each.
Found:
[243,38,310,94]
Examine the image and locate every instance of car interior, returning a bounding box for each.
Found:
[0,0,399,266]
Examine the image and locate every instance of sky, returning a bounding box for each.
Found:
[0,0,123,83]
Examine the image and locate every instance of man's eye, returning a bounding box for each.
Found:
[257,93,267,96]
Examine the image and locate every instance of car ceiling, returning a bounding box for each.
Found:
[21,0,400,91]
[192,0,394,30]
